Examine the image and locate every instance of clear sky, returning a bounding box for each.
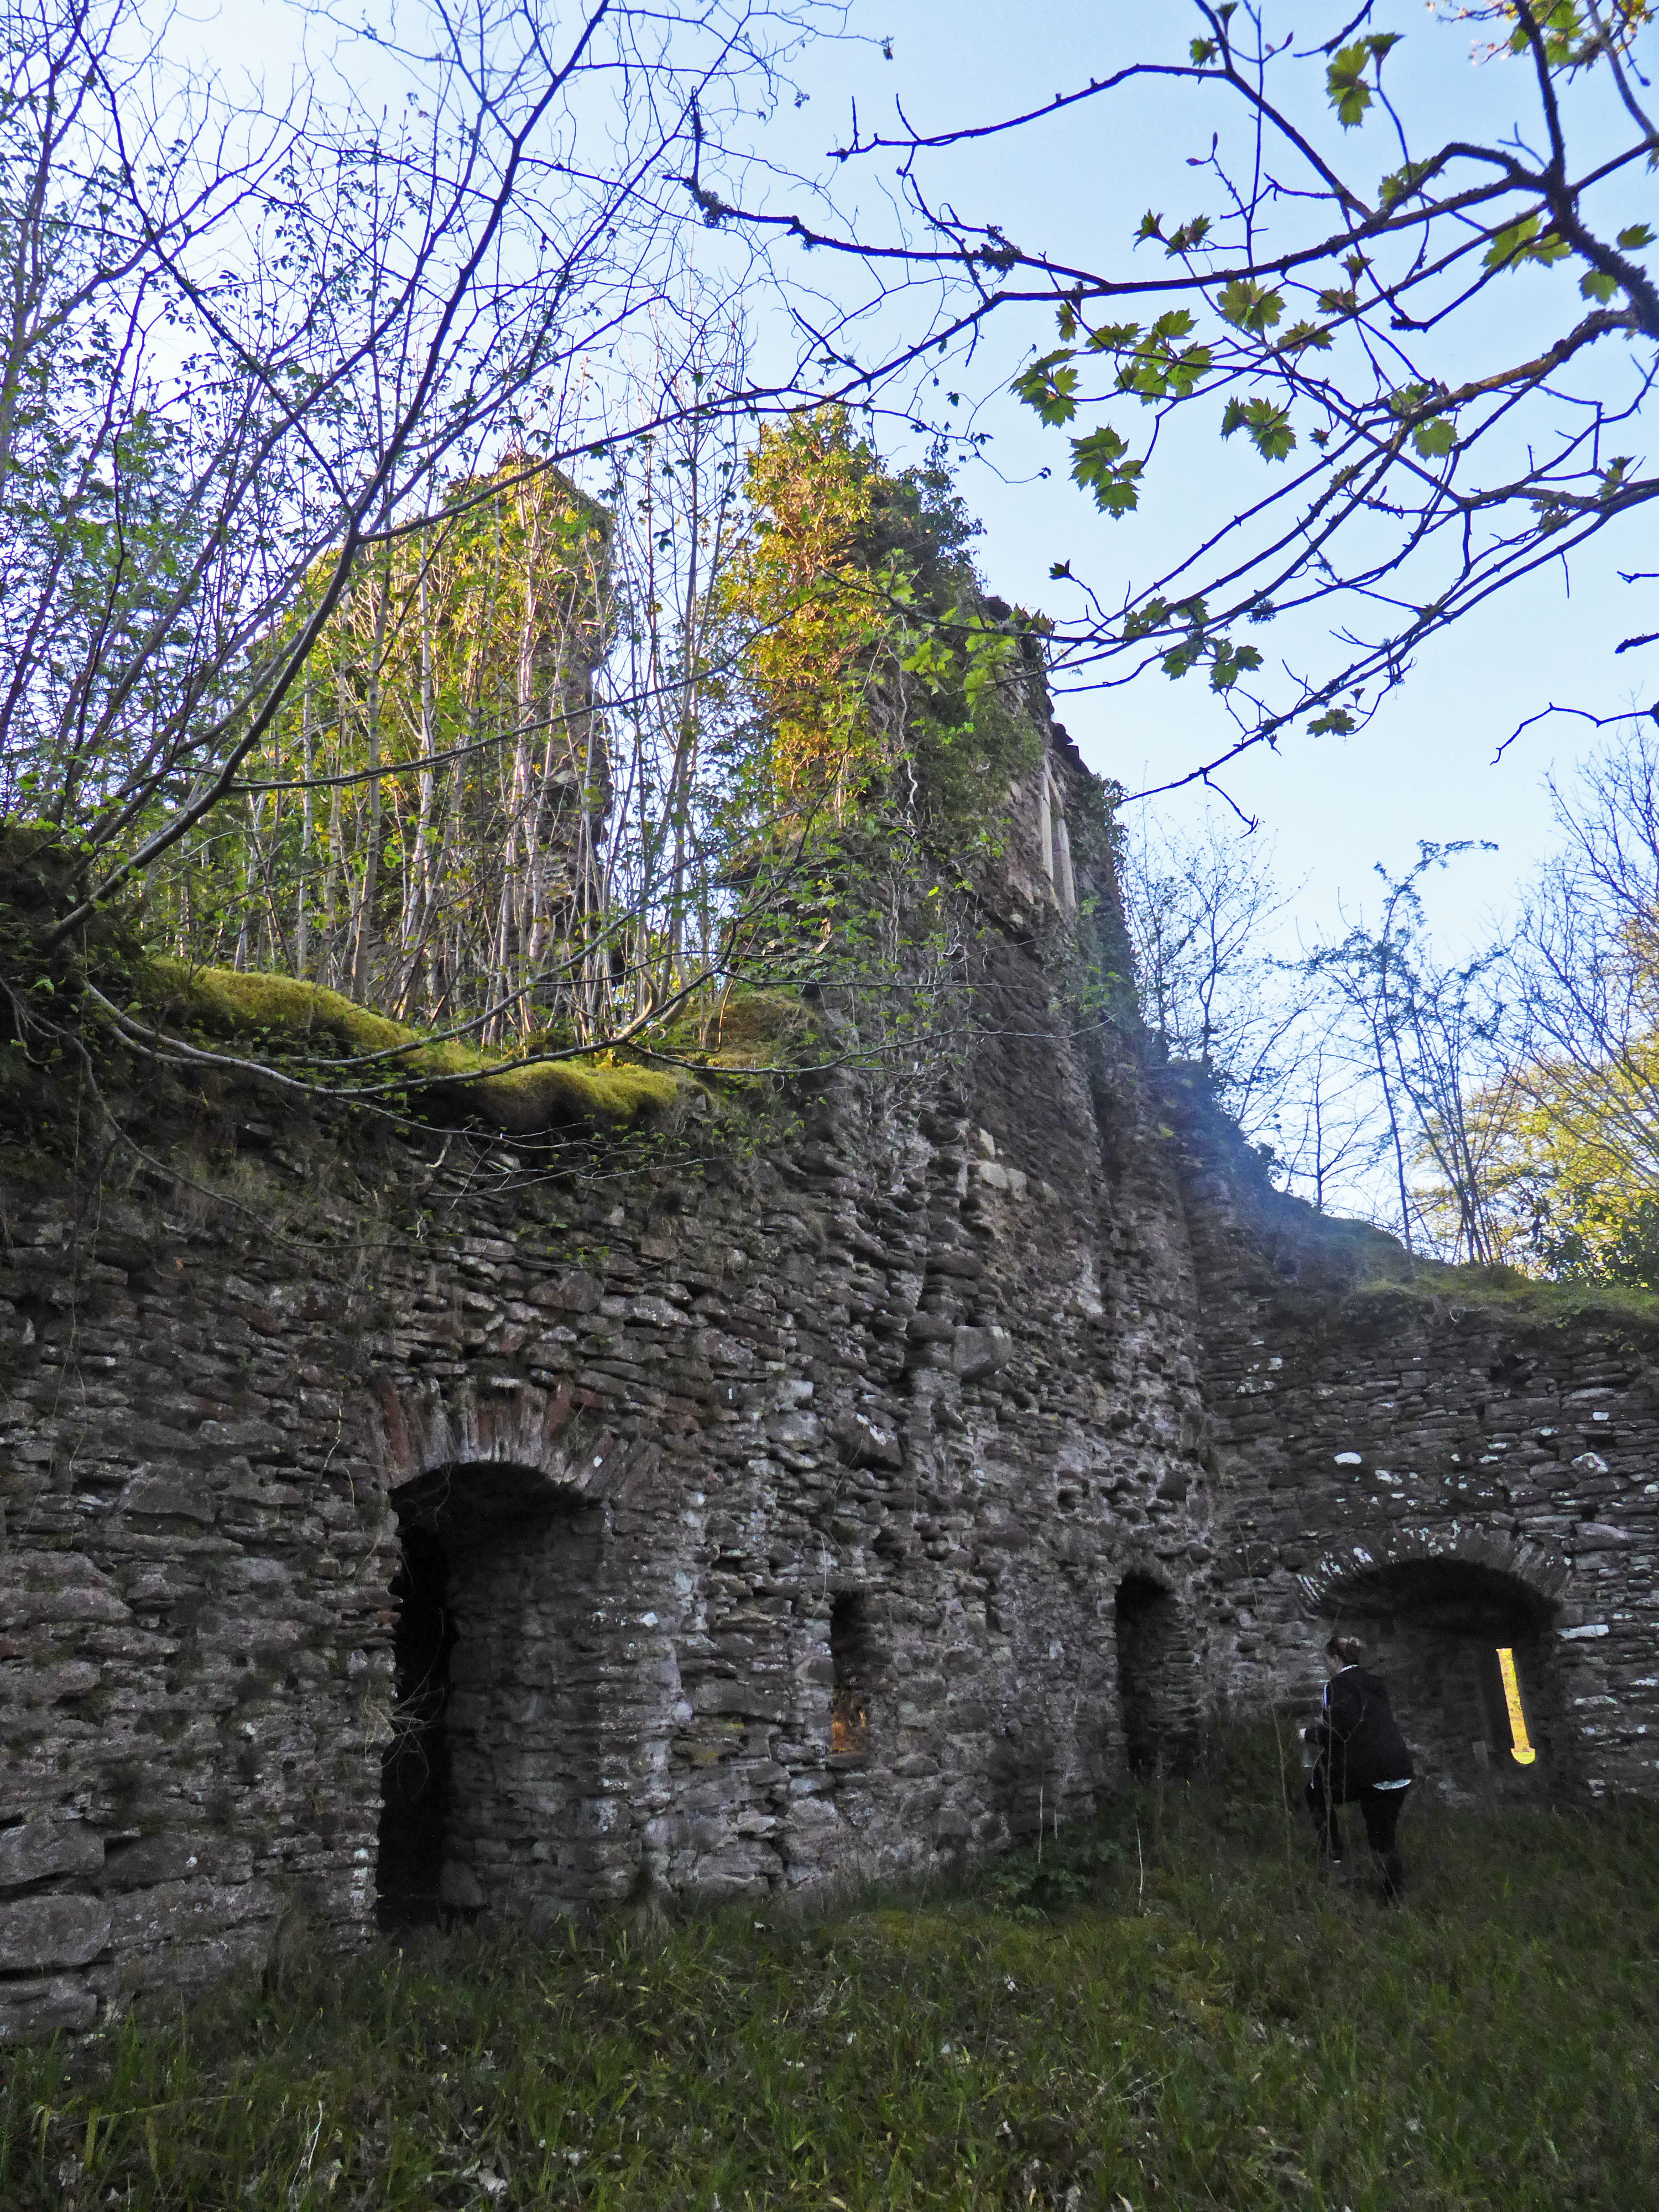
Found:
[169,0,1659,957]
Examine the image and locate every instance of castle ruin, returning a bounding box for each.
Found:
[3,723,1657,2045]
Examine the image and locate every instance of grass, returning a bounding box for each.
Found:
[132,961,685,1135]
[5,1745,1658,2210]
[1345,1264,1659,1333]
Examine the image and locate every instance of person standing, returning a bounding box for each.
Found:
[1303,1633,1415,1902]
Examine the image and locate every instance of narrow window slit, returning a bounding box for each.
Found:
[830,1593,873,1761]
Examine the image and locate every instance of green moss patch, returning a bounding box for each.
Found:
[134,961,686,1135]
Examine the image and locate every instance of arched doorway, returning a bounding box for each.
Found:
[376,1462,606,1929]
[378,1525,455,1925]
[1321,1557,1566,1797]
[1114,1572,1192,1776]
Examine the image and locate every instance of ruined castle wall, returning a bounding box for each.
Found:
[24,719,1659,2050]
[0,743,1220,2043]
[1173,1087,1659,1803]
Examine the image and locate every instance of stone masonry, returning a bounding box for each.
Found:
[6,731,1659,2044]
[1174,1082,1659,1805]
[0,727,1219,2043]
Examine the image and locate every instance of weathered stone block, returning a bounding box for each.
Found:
[0,1660,101,1705]
[953,1325,1013,1381]
[105,1880,273,1953]
[0,1975,98,2043]
[0,1819,103,1890]
[0,1893,111,1970]
[119,1471,217,1524]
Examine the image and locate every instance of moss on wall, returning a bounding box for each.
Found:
[127,960,686,1135]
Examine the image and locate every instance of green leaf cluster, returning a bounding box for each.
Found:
[1069,426,1144,517]
[1011,350,1081,426]
[1136,211,1215,258]
[1215,279,1284,335]
[1326,33,1401,129]
[1482,212,1571,273]
[1114,311,1214,401]
[725,412,1041,848]
[1120,594,1261,691]
[1220,395,1295,462]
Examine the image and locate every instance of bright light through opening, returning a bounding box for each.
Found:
[1496,1646,1537,1766]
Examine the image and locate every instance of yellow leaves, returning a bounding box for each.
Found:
[721,410,888,812]
[1449,1035,1659,1276]
[719,411,1034,841]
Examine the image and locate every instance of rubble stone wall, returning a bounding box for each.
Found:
[11,742,1659,2047]
[1177,1091,1659,1804]
[0,737,1222,2044]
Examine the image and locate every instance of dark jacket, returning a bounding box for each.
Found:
[1308,1665,1414,1792]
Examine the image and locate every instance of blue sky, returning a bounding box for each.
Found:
[173,0,1659,956]
[740,1,1659,957]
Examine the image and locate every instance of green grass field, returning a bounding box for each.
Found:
[6,1744,1657,2210]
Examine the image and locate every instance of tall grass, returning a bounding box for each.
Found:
[5,1739,1656,2209]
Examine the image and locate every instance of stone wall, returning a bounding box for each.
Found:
[1175,1082,1659,1804]
[12,733,1659,2046]
[0,731,1222,2043]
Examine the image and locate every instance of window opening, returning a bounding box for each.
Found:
[1114,1572,1183,1777]
[1495,1646,1537,1765]
[830,1593,873,1760]
[377,1525,454,1929]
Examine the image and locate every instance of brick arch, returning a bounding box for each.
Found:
[370,1375,665,1928]
[1296,1522,1571,1619]
[367,1376,658,1522]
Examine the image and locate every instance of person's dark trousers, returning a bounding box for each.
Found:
[1358,1782,1410,1902]
[1305,1768,1411,1900]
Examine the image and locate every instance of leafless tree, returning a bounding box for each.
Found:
[1505,718,1659,1197]
[0,0,832,961]
[701,0,1659,804]
[1303,845,1509,1258]
[1119,809,1308,1145]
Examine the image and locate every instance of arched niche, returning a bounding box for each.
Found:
[377,1457,607,1929]
[1318,1556,1568,1798]
[1114,1571,1195,1777]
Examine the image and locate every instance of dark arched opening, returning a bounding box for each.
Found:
[1115,1573,1188,1777]
[376,1462,603,1929]
[1322,1557,1565,1797]
[377,1526,455,1928]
